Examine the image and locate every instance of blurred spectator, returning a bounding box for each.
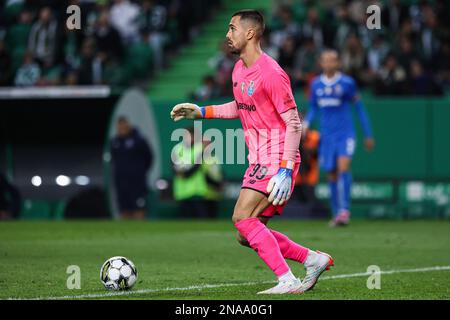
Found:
[409,0,433,33]
[36,60,62,86]
[270,4,301,50]
[110,116,153,220]
[407,59,443,95]
[278,36,297,80]
[292,36,319,89]
[396,36,419,73]
[93,10,124,62]
[435,40,450,88]
[436,0,450,31]
[211,40,237,96]
[341,33,366,86]
[301,7,324,50]
[5,9,33,72]
[84,0,109,37]
[123,28,154,81]
[367,35,389,78]
[382,0,409,33]
[139,0,169,72]
[397,18,419,44]
[419,8,441,65]
[14,51,41,86]
[77,38,97,85]
[375,54,407,95]
[190,75,220,102]
[261,32,279,61]
[334,5,357,51]
[109,0,140,44]
[27,7,59,68]
[0,173,21,220]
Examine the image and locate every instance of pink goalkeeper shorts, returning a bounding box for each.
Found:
[241,161,300,217]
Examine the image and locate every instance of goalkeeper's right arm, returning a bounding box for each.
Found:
[170,101,239,121]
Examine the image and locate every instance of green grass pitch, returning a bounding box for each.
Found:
[1,219,449,300]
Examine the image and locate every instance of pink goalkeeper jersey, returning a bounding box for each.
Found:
[232,52,301,166]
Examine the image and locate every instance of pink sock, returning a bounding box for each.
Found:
[270,230,309,264]
[235,217,290,277]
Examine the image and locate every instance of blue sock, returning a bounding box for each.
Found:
[337,171,352,212]
[329,181,338,217]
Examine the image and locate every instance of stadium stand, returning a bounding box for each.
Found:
[0,0,223,89]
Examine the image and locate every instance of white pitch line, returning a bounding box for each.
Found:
[8,265,450,300]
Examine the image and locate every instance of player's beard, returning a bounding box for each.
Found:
[227,41,241,55]
[229,47,241,54]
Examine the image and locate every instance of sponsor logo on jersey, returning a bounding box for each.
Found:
[237,102,257,111]
[247,81,255,96]
[241,82,246,93]
[318,98,342,107]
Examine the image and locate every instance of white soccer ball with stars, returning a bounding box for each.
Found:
[100,256,138,291]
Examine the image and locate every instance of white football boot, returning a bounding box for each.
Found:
[257,278,303,295]
[301,250,334,292]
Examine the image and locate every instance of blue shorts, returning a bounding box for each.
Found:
[319,135,355,172]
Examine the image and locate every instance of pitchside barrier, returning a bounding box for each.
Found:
[0,87,449,219]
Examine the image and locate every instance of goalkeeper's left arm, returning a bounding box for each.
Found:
[170,101,239,121]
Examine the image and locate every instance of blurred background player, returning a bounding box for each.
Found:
[202,136,224,218]
[303,50,375,227]
[172,127,222,218]
[170,10,333,294]
[110,116,153,220]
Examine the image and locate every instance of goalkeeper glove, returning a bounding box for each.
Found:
[170,103,204,121]
[266,161,294,206]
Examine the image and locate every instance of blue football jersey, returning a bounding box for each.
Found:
[305,72,372,139]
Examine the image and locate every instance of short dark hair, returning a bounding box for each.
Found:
[117,115,129,123]
[231,9,265,37]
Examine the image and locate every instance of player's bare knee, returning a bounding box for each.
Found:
[236,232,250,247]
[231,213,244,225]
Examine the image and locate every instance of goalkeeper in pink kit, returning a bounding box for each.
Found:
[171,10,333,294]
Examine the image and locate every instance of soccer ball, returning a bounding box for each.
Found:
[100,256,138,291]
